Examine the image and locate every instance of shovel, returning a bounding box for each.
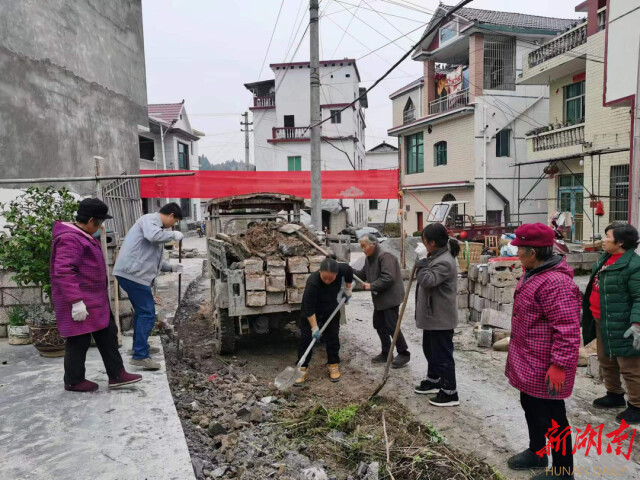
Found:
[369,263,418,399]
[275,297,346,390]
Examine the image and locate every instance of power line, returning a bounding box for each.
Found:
[329,0,428,23]
[330,0,362,57]
[258,0,287,80]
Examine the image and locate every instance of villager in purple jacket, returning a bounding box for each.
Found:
[50,198,141,392]
[505,223,581,480]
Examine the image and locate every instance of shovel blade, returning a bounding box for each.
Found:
[278,224,302,235]
[274,366,304,390]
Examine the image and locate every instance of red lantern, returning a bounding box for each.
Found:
[460,231,468,239]
[595,200,605,216]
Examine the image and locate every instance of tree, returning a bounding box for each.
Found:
[0,187,78,295]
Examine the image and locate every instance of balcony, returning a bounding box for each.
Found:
[252,96,275,109]
[529,123,585,152]
[428,88,469,116]
[270,126,310,141]
[528,23,587,68]
[403,108,416,125]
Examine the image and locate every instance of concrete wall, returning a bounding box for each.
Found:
[0,271,46,338]
[0,0,148,190]
[366,150,399,225]
[391,87,423,128]
[604,0,640,104]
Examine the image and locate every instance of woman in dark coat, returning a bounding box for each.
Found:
[413,223,460,407]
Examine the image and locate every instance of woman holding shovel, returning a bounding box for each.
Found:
[413,223,461,407]
[296,257,353,385]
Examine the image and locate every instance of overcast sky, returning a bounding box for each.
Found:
[142,0,583,166]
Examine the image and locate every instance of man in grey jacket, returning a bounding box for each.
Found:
[114,203,184,370]
[354,234,410,368]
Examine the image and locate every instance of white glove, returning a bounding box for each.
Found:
[171,264,184,274]
[311,325,320,339]
[173,231,184,242]
[344,286,352,298]
[71,301,89,322]
[624,324,640,350]
[415,243,427,259]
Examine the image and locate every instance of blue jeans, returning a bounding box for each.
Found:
[116,276,156,360]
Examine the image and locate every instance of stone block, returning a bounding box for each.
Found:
[581,263,595,272]
[481,284,491,299]
[493,329,511,343]
[307,255,325,273]
[0,307,8,325]
[481,308,511,330]
[490,271,517,288]
[499,303,514,316]
[480,255,492,264]
[291,273,310,289]
[469,293,476,307]
[474,281,482,295]
[489,300,499,310]
[473,295,486,312]
[246,291,267,307]
[470,309,481,323]
[287,288,304,304]
[494,287,515,304]
[242,258,264,274]
[267,292,286,305]
[457,276,469,293]
[117,299,134,317]
[488,259,522,274]
[245,274,266,291]
[457,308,470,323]
[567,262,581,272]
[457,294,469,309]
[266,275,286,292]
[477,327,493,348]
[566,253,583,264]
[0,324,7,338]
[120,316,133,332]
[586,354,602,382]
[287,257,309,274]
[2,287,42,306]
[582,252,600,263]
[468,264,479,281]
[266,258,286,276]
[480,266,490,286]
[492,337,510,351]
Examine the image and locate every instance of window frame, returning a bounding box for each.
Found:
[287,156,302,171]
[609,165,629,222]
[495,129,511,157]
[434,141,447,167]
[564,80,585,124]
[177,142,190,170]
[330,110,342,124]
[405,132,424,174]
[369,200,379,210]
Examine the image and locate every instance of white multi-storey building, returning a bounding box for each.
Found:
[245,59,368,229]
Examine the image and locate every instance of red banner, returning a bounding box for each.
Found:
[140,170,399,199]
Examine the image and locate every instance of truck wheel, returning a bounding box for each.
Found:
[213,307,236,354]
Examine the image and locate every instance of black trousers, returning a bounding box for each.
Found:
[64,314,124,386]
[520,392,573,470]
[373,306,409,355]
[298,312,341,367]
[422,329,456,392]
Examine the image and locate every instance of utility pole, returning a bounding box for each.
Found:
[310,0,322,230]
[241,111,253,169]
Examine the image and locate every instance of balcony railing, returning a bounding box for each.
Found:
[403,108,416,124]
[272,126,310,140]
[253,96,275,108]
[428,88,469,115]
[528,23,587,68]
[531,124,585,152]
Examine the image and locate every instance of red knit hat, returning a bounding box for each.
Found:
[510,223,555,247]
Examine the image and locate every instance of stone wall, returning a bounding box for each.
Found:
[0,270,46,338]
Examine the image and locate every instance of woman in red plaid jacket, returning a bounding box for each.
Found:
[505,223,582,480]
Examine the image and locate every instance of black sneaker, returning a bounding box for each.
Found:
[507,449,548,471]
[429,390,459,407]
[530,469,574,480]
[593,392,626,409]
[391,352,410,369]
[615,403,640,425]
[371,352,390,363]
[414,379,440,395]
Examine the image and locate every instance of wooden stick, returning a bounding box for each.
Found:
[369,263,417,399]
[382,411,395,480]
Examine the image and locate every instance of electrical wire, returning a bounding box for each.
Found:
[258,0,287,80]
[330,0,362,57]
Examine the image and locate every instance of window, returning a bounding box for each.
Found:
[369,200,379,210]
[610,165,629,222]
[178,142,189,169]
[496,129,511,157]
[434,141,447,166]
[405,132,424,174]
[287,156,301,171]
[439,21,457,44]
[180,198,191,218]
[330,110,341,124]
[487,210,502,225]
[484,35,515,90]
[139,135,155,161]
[565,80,585,124]
[403,98,415,124]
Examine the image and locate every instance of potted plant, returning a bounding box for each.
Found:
[8,306,31,345]
[0,187,78,350]
[554,118,562,129]
[26,304,66,357]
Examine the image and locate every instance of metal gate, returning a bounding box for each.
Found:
[102,176,143,237]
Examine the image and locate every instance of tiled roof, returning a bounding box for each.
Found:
[148,103,184,124]
[440,4,578,32]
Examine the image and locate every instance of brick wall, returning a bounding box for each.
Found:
[469,34,484,100]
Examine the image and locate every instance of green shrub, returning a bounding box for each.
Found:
[8,306,27,327]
